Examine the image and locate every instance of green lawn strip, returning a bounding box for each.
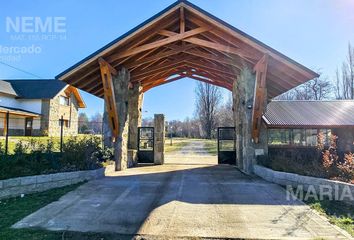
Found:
[304,198,354,236]
[0,182,132,240]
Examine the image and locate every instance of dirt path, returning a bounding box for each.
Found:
[165,140,217,165]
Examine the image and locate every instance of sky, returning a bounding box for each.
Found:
[1,0,354,121]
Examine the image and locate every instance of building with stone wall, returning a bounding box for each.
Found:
[0,80,85,137]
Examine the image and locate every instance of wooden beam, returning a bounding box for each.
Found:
[115,27,209,59]
[99,59,119,140]
[180,7,185,33]
[142,74,187,92]
[252,54,268,143]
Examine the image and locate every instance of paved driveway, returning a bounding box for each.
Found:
[13,164,350,239]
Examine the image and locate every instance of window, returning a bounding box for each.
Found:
[319,129,332,146]
[58,119,70,128]
[59,96,70,106]
[268,129,291,145]
[306,129,318,146]
[268,128,332,147]
[293,129,306,146]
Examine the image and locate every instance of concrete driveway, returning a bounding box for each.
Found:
[13,163,350,239]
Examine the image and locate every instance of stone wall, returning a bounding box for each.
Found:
[45,89,80,137]
[154,114,165,165]
[112,68,130,171]
[128,84,143,150]
[0,168,104,200]
[254,165,354,203]
[232,67,268,173]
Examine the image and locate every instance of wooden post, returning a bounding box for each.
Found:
[252,54,268,143]
[98,57,119,142]
[5,111,9,155]
[60,116,64,152]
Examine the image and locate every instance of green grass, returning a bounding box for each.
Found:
[0,182,132,240]
[305,198,354,236]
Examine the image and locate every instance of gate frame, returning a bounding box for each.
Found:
[137,127,155,163]
[217,127,236,165]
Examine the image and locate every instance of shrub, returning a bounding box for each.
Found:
[0,136,113,180]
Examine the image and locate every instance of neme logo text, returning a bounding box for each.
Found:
[6,17,66,33]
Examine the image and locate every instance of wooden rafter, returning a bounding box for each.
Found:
[114,27,209,60]
[252,54,268,143]
[98,57,119,140]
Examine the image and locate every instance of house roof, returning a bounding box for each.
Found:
[1,79,86,108]
[0,105,40,117]
[56,0,318,98]
[3,79,67,99]
[263,100,354,128]
[0,80,18,96]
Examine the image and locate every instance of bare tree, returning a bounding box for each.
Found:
[335,43,354,99]
[90,113,103,134]
[217,95,233,127]
[195,82,222,139]
[276,71,333,100]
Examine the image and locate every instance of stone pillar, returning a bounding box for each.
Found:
[154,114,165,165]
[128,84,143,150]
[112,68,130,171]
[232,67,268,174]
[102,102,113,148]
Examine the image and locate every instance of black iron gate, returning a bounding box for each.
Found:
[138,127,154,163]
[217,127,236,165]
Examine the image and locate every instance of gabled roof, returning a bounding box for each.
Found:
[0,80,18,96]
[4,79,66,99]
[263,100,354,128]
[1,80,86,108]
[56,0,318,98]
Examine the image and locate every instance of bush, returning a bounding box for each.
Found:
[0,136,113,180]
[264,134,354,183]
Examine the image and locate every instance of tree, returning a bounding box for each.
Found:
[276,71,333,100]
[78,112,89,133]
[335,43,354,99]
[194,82,222,139]
[90,113,103,134]
[217,94,233,127]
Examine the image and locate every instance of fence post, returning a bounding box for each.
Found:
[60,116,64,153]
[5,111,9,155]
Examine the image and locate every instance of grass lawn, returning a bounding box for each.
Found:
[305,198,354,236]
[0,182,131,240]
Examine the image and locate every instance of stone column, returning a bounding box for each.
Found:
[232,67,268,174]
[128,84,143,150]
[112,67,130,171]
[154,114,165,165]
[102,102,113,148]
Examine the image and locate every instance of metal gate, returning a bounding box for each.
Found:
[217,127,236,165]
[138,127,154,163]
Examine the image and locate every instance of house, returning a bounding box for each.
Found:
[0,79,85,137]
[263,100,354,162]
